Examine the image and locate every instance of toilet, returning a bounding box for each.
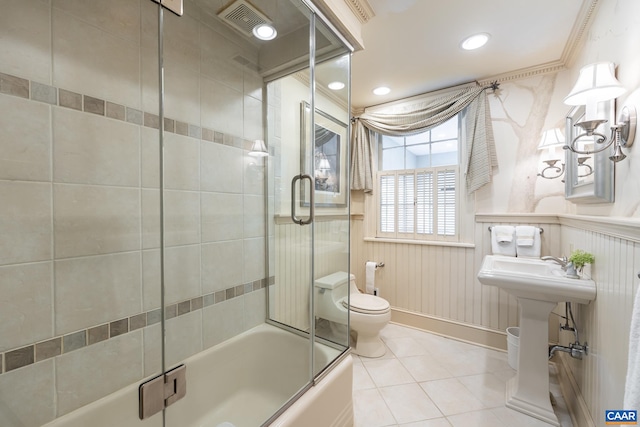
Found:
[314,272,391,358]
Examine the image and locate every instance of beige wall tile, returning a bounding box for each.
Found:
[0,359,55,427]
[141,189,160,249]
[164,133,200,191]
[200,77,243,136]
[54,184,140,258]
[165,310,203,367]
[141,128,160,189]
[164,64,201,125]
[0,181,52,266]
[201,142,243,193]
[201,240,243,293]
[0,94,51,181]
[142,323,163,378]
[53,108,140,186]
[244,237,265,283]
[201,192,243,242]
[244,289,266,329]
[0,0,51,84]
[52,0,141,43]
[200,25,244,92]
[202,297,245,350]
[163,11,200,74]
[55,331,143,416]
[55,252,142,335]
[0,262,53,352]
[243,95,263,141]
[244,153,265,196]
[142,249,161,311]
[164,190,201,247]
[244,194,265,238]
[52,8,140,108]
[165,245,202,305]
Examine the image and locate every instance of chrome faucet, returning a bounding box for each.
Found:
[541,255,569,269]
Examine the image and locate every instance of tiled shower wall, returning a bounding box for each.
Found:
[0,0,267,425]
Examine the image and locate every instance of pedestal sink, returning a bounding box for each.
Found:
[477,255,596,426]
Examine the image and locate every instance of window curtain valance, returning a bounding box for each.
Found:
[350,84,498,194]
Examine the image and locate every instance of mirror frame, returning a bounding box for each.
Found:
[564,101,615,203]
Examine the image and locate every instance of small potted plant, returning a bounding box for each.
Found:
[568,249,595,277]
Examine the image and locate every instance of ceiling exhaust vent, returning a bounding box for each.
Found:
[218,0,272,37]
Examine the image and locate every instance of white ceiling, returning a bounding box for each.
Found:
[351,0,590,109]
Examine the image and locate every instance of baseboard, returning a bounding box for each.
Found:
[555,352,596,427]
[391,308,508,351]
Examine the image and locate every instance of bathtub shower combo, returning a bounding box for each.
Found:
[0,0,353,426]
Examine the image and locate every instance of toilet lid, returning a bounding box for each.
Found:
[342,293,390,314]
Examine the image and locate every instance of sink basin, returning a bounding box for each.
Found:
[478,255,596,304]
[477,255,597,426]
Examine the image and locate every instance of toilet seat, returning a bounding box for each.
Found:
[342,294,390,314]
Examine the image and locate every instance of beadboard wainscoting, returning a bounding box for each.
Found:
[351,211,640,427]
[351,214,562,349]
[272,216,349,331]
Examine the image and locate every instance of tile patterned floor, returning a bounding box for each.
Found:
[352,323,574,427]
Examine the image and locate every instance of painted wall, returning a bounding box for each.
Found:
[351,0,640,424]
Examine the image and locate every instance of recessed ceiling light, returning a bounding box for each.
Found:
[461,33,490,50]
[328,81,345,90]
[253,24,277,41]
[373,86,390,95]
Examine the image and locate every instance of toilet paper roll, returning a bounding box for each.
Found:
[365,261,377,295]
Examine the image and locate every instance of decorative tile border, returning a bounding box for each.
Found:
[0,277,274,375]
[0,71,256,150]
[0,70,275,375]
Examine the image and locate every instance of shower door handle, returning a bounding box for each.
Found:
[291,174,314,225]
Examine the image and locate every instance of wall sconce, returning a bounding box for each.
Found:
[537,128,566,179]
[563,62,636,163]
[249,139,268,157]
[537,128,593,180]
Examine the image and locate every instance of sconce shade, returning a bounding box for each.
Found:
[317,158,331,171]
[564,62,627,106]
[537,128,565,150]
[249,139,268,157]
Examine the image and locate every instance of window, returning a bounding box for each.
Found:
[377,116,459,240]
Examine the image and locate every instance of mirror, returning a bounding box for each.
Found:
[564,100,615,203]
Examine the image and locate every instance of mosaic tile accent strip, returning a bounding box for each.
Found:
[0,71,258,150]
[0,277,271,375]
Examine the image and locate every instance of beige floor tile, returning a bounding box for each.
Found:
[399,355,453,382]
[457,373,507,408]
[379,383,442,424]
[447,409,507,427]
[399,419,452,427]
[363,358,416,388]
[353,388,397,427]
[420,378,486,416]
[353,362,376,391]
[354,324,573,427]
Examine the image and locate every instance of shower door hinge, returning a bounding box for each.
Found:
[139,364,187,420]
[150,0,183,16]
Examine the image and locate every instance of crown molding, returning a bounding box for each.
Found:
[477,60,568,86]
[344,0,375,24]
[560,0,601,68]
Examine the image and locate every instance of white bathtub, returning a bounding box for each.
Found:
[45,323,353,427]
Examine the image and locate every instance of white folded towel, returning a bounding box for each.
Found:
[515,226,541,258]
[515,225,536,247]
[491,226,516,257]
[624,283,640,412]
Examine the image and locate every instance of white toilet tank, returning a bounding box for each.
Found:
[314,272,352,324]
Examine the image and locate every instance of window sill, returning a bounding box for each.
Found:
[364,237,475,248]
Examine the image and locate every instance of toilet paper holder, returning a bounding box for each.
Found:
[367,261,385,268]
